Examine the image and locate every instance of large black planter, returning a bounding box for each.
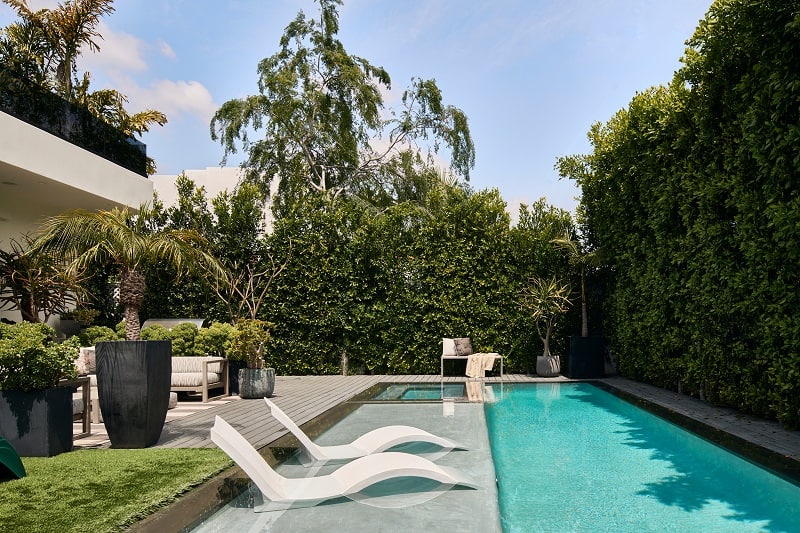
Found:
[567,336,606,379]
[227,359,247,395]
[238,368,275,399]
[0,386,72,457]
[96,340,171,448]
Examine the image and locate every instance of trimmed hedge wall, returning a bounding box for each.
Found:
[561,0,800,427]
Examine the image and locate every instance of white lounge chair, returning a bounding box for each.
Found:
[210,415,478,511]
[264,398,466,466]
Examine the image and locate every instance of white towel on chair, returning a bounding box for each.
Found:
[466,353,496,378]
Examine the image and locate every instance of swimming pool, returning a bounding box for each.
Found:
[484,382,800,532]
[190,381,800,532]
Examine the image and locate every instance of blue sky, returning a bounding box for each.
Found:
[1,0,713,216]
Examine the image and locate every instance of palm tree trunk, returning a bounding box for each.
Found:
[119,266,145,340]
[580,268,589,337]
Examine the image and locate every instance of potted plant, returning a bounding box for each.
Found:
[0,322,80,456]
[551,234,606,378]
[228,319,275,399]
[30,205,225,448]
[520,276,572,377]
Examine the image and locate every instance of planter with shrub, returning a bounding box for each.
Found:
[0,323,80,457]
[228,319,275,398]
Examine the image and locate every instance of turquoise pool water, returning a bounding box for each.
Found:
[484,383,800,532]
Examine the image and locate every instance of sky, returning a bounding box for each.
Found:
[1,0,714,217]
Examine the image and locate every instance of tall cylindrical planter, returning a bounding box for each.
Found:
[227,359,247,395]
[96,340,172,448]
[567,336,606,379]
[238,368,275,399]
[0,386,72,457]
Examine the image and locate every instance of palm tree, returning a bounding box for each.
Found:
[3,0,114,99]
[31,205,226,340]
[551,233,601,337]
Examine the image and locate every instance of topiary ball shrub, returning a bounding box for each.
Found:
[195,322,234,356]
[169,322,198,358]
[139,324,171,342]
[77,325,120,347]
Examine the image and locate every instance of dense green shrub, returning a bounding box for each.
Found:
[169,322,198,357]
[139,324,171,341]
[0,323,79,391]
[263,190,575,375]
[77,325,120,346]
[195,322,235,356]
[228,319,272,369]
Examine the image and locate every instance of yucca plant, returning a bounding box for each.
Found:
[520,276,572,376]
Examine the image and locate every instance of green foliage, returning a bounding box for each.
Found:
[139,324,171,341]
[0,322,79,391]
[228,319,272,369]
[31,205,225,340]
[195,322,235,356]
[559,0,800,427]
[0,1,165,175]
[0,236,87,323]
[169,322,198,357]
[77,325,119,346]
[262,190,576,376]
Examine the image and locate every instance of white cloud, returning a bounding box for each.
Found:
[135,79,217,121]
[158,39,176,60]
[24,0,60,9]
[73,21,213,122]
[80,21,148,73]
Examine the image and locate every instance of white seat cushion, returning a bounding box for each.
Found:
[172,372,222,387]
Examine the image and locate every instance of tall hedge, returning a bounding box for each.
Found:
[561,0,800,427]
[259,189,576,376]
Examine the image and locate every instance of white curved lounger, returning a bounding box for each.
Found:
[210,415,478,511]
[264,398,467,466]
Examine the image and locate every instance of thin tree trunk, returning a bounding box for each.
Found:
[580,268,589,337]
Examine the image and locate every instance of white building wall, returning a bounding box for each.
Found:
[152,167,274,232]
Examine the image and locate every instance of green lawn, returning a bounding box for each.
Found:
[0,448,231,532]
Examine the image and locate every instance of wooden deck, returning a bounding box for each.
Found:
[153,374,549,449]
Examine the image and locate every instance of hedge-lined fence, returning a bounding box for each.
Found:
[139,185,583,377]
[560,0,800,427]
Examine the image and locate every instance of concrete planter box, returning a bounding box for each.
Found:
[96,340,172,448]
[0,386,72,457]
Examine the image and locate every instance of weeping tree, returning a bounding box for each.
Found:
[210,0,474,211]
[30,205,225,340]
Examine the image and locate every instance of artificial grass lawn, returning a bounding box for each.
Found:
[0,448,231,532]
